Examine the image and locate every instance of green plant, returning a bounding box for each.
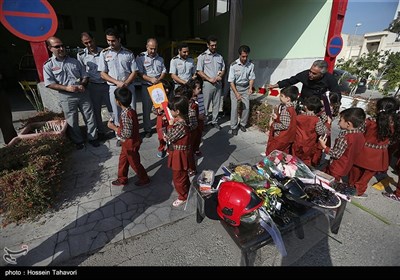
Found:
[18,81,44,112]
[0,135,72,224]
[249,100,273,131]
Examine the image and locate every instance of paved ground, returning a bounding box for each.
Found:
[1,89,399,267]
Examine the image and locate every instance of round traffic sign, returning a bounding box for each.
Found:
[327,35,343,57]
[0,0,58,42]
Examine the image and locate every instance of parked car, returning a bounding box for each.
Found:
[333,68,356,94]
[355,78,367,94]
[158,38,207,70]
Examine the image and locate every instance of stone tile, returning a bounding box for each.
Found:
[16,234,57,266]
[57,230,68,243]
[93,216,122,232]
[86,210,104,224]
[52,240,71,265]
[106,226,124,244]
[68,230,98,258]
[90,232,109,252]
[68,221,96,236]
[123,222,148,240]
[114,200,128,215]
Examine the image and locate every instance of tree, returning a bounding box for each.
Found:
[336,51,386,95]
[383,52,400,96]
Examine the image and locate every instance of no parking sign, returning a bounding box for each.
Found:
[0,0,57,42]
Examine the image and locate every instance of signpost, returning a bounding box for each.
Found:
[0,0,58,81]
[327,36,343,58]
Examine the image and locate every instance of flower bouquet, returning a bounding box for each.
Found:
[257,150,315,180]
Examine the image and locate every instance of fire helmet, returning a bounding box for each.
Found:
[217,181,263,226]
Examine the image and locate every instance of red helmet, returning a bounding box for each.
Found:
[217,181,263,226]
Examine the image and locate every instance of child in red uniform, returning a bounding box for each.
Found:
[153,79,173,158]
[188,77,205,157]
[319,107,366,182]
[108,87,150,186]
[265,86,298,155]
[349,97,400,197]
[175,85,198,176]
[292,96,327,166]
[312,91,340,168]
[164,96,191,207]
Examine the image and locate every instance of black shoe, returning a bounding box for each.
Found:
[239,125,247,132]
[213,123,221,130]
[145,132,152,138]
[88,139,100,147]
[76,143,85,150]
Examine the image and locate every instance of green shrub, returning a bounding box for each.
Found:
[0,135,71,224]
[249,100,273,131]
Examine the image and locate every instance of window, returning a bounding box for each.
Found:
[216,0,229,16]
[58,15,73,30]
[136,21,142,35]
[199,5,209,24]
[102,18,129,45]
[88,17,96,31]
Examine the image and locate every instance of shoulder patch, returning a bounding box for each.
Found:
[199,52,207,56]
[139,52,146,57]
[101,47,111,52]
[231,61,237,66]
[43,57,52,65]
[78,50,84,55]
[172,56,179,60]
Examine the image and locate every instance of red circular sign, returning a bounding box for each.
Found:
[0,0,58,42]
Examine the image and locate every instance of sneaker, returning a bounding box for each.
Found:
[382,192,400,203]
[135,179,150,186]
[112,179,127,187]
[116,140,121,147]
[212,123,221,130]
[76,143,85,150]
[145,132,152,138]
[195,151,202,157]
[188,170,197,177]
[239,125,247,132]
[353,193,368,199]
[260,152,266,157]
[157,150,167,158]
[172,199,186,207]
[88,139,100,147]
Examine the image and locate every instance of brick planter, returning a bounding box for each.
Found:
[7,120,67,146]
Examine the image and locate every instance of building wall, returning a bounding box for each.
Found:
[170,0,192,40]
[240,0,333,87]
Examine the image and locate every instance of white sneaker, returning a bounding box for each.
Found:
[260,152,266,157]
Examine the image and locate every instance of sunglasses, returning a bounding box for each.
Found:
[51,44,64,49]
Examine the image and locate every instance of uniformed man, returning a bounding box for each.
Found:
[136,38,167,138]
[196,35,225,130]
[77,32,113,140]
[98,28,137,129]
[169,43,196,89]
[228,45,255,136]
[43,36,99,149]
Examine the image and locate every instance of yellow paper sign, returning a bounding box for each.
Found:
[147,83,168,108]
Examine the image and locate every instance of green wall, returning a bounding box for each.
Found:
[241,0,332,60]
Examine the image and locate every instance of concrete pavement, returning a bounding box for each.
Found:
[1,90,399,266]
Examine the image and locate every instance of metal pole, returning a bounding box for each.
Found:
[348,23,362,60]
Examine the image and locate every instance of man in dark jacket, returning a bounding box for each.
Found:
[268,60,340,101]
